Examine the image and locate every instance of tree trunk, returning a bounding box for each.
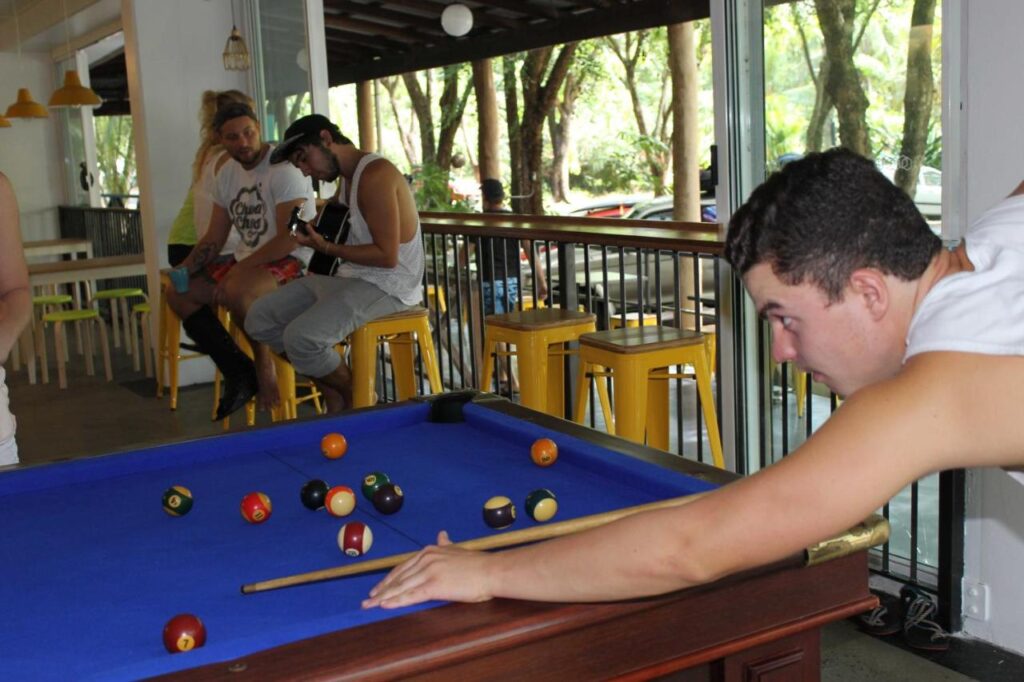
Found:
[503,55,524,209]
[518,44,579,215]
[547,71,579,204]
[895,0,937,197]
[668,23,700,222]
[356,80,376,152]
[436,66,473,172]
[814,0,871,156]
[403,72,436,166]
[473,59,501,183]
[381,76,419,168]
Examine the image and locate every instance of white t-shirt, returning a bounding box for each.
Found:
[905,192,1024,484]
[195,153,239,256]
[213,145,315,263]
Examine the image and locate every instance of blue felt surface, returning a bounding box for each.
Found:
[0,401,717,680]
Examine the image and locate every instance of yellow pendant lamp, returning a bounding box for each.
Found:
[6,88,49,118]
[49,70,103,108]
[48,0,103,109]
[5,1,48,119]
[222,1,251,71]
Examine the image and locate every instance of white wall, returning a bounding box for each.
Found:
[122,0,249,385]
[0,51,64,241]
[959,0,1024,654]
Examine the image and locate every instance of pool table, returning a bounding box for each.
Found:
[0,392,886,681]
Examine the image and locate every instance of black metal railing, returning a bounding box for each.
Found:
[58,205,147,295]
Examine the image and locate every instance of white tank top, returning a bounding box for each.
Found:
[336,154,424,305]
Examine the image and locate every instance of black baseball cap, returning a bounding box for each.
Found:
[270,114,345,164]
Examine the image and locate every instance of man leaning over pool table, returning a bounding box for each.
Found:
[363,148,1024,609]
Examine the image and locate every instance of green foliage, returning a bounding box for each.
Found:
[571,139,647,194]
[94,115,136,198]
[411,162,473,212]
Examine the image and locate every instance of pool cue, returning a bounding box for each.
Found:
[241,492,708,595]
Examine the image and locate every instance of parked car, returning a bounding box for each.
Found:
[623,195,718,222]
[565,194,653,218]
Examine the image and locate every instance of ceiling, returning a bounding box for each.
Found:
[5,0,712,116]
[319,0,710,86]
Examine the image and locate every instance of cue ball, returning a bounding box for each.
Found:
[525,488,558,522]
[240,491,272,524]
[483,495,516,529]
[372,483,404,515]
[325,485,357,517]
[338,521,374,556]
[162,485,193,516]
[300,479,330,511]
[530,438,558,466]
[321,432,348,459]
[162,613,206,653]
[361,472,391,501]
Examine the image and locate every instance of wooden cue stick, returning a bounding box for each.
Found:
[241,492,708,595]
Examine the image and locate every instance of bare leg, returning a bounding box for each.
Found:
[313,361,354,414]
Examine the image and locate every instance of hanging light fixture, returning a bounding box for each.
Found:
[5,1,48,119]
[0,114,11,128]
[223,0,251,71]
[48,0,103,108]
[441,3,473,37]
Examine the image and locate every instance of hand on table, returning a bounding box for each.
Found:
[362,531,495,609]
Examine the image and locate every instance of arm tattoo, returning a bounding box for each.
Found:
[188,242,220,273]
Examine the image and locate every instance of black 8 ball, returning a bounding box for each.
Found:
[372,483,404,514]
[483,495,516,529]
[300,479,330,511]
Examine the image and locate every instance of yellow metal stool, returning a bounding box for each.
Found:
[129,302,153,377]
[156,278,222,411]
[37,309,112,389]
[480,308,597,416]
[348,307,443,409]
[609,312,658,329]
[573,326,723,467]
[91,287,146,354]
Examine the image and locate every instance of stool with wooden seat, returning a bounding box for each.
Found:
[348,307,443,409]
[573,326,723,467]
[156,283,222,411]
[91,287,146,355]
[481,308,600,417]
[129,301,153,377]
[37,308,112,389]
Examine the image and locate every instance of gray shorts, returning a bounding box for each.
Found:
[245,275,413,378]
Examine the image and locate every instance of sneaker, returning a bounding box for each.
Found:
[901,586,950,651]
[857,591,902,636]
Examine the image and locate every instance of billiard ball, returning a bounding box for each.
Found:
[321,432,348,459]
[530,438,558,466]
[525,488,558,522]
[162,613,206,653]
[162,485,193,516]
[300,479,329,511]
[361,472,391,501]
[372,483,404,515]
[240,491,272,524]
[338,521,373,556]
[325,485,357,517]
[483,495,516,529]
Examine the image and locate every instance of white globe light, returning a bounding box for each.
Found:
[441,4,473,37]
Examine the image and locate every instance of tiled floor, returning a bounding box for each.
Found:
[4,336,1017,680]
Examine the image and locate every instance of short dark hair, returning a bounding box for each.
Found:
[724,147,942,302]
[212,102,259,132]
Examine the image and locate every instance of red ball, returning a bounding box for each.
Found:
[337,521,374,557]
[162,613,206,653]
[530,438,558,466]
[240,491,272,524]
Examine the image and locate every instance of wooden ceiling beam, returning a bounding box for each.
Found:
[476,0,558,20]
[328,1,446,34]
[328,0,710,85]
[324,14,427,42]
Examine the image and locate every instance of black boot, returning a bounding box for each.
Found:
[182,306,259,421]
